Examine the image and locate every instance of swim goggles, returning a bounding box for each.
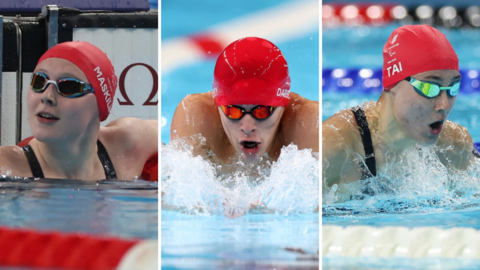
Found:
[30,72,94,98]
[220,105,277,120]
[405,76,460,98]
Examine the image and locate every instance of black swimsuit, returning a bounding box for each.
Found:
[351,106,377,180]
[22,140,117,179]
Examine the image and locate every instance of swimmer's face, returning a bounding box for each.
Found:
[28,58,99,142]
[218,105,284,160]
[390,69,460,145]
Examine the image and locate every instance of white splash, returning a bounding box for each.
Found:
[162,137,319,216]
[323,145,480,214]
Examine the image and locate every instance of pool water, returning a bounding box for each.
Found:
[162,210,319,270]
[323,23,480,269]
[0,177,158,239]
[323,257,480,270]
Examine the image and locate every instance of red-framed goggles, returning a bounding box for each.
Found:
[405,76,460,98]
[220,105,277,120]
[30,72,94,98]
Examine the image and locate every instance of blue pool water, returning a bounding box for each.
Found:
[0,177,158,239]
[323,24,480,269]
[161,0,319,269]
[162,210,319,269]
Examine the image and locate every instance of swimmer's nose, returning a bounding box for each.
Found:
[40,84,58,106]
[434,90,452,114]
[240,115,256,134]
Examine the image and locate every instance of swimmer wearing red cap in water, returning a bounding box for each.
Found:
[0,41,158,180]
[323,25,474,189]
[170,37,319,164]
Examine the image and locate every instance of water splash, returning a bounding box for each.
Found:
[323,145,480,216]
[162,136,319,216]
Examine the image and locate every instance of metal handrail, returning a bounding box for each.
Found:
[13,21,22,145]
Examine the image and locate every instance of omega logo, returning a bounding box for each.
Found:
[117,63,158,106]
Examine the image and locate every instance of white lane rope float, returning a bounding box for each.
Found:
[323,225,480,258]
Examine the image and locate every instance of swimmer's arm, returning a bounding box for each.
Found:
[169,94,221,158]
[282,98,319,152]
[297,100,319,152]
[436,121,473,170]
[145,119,158,129]
[322,125,348,187]
[322,114,362,187]
[106,117,158,159]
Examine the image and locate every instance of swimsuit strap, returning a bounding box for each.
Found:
[22,145,45,179]
[97,140,117,180]
[351,106,377,178]
[22,141,117,179]
[473,149,480,159]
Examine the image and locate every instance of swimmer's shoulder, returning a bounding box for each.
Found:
[175,92,216,114]
[437,120,473,170]
[170,91,221,141]
[279,93,319,151]
[100,117,158,159]
[322,109,364,187]
[438,120,473,150]
[0,145,32,177]
[323,108,361,151]
[285,93,319,122]
[102,116,157,134]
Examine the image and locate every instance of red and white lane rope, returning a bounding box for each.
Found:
[323,3,480,28]
[323,225,480,258]
[162,0,319,73]
[323,3,397,26]
[0,226,157,269]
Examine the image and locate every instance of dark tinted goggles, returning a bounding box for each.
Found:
[30,72,94,98]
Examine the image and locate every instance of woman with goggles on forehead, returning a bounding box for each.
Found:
[170,37,319,164]
[323,25,474,189]
[0,41,158,180]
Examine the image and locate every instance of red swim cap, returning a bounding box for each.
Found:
[382,25,459,90]
[213,37,291,107]
[37,41,117,122]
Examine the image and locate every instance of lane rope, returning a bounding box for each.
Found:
[0,226,157,269]
[323,225,480,258]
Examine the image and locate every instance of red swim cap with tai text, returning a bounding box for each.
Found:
[213,37,291,107]
[382,25,459,90]
[37,41,117,122]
